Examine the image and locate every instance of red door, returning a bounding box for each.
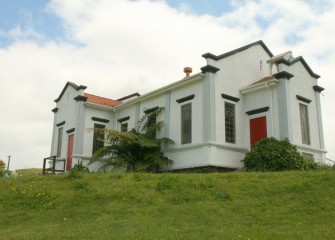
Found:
[66,134,74,171]
[249,116,267,146]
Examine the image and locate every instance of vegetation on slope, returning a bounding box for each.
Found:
[0,170,334,239]
[242,138,318,171]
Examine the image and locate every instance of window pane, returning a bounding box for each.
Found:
[121,123,128,132]
[93,124,105,154]
[181,103,192,144]
[147,113,156,131]
[144,111,157,138]
[57,127,63,158]
[225,102,236,143]
[299,103,310,145]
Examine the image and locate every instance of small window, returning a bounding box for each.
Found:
[121,123,128,132]
[225,102,236,143]
[92,124,105,154]
[299,103,310,145]
[57,127,63,158]
[181,103,192,144]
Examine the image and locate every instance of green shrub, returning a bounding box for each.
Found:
[67,161,89,179]
[242,138,308,172]
[72,160,90,172]
[0,160,5,176]
[0,160,5,170]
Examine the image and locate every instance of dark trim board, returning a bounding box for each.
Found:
[118,116,130,123]
[246,107,269,115]
[275,57,320,79]
[66,128,75,134]
[273,71,294,80]
[52,107,58,113]
[117,92,141,101]
[92,117,110,123]
[202,40,273,60]
[176,94,195,104]
[56,121,66,127]
[74,95,88,102]
[313,85,325,93]
[200,65,220,74]
[296,95,312,104]
[221,93,240,102]
[144,106,159,114]
[54,82,87,102]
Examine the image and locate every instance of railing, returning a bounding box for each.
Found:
[326,158,335,163]
[42,156,66,175]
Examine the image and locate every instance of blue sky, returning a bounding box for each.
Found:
[0,0,236,47]
[0,0,64,46]
[0,0,334,169]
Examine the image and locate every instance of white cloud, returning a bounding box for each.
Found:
[0,0,334,169]
[0,26,43,41]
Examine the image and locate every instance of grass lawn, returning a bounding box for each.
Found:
[0,170,334,239]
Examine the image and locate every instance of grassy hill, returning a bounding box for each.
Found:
[0,170,334,239]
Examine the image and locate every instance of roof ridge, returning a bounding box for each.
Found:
[202,40,273,61]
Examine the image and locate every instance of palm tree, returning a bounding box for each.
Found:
[90,107,174,172]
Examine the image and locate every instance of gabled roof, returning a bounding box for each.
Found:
[275,56,320,79]
[54,82,87,102]
[267,51,292,63]
[240,75,278,94]
[84,93,121,107]
[116,92,141,101]
[249,76,275,86]
[202,40,273,61]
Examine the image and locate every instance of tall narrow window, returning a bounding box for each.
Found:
[181,103,192,144]
[121,123,128,132]
[147,113,157,130]
[92,124,105,154]
[57,127,63,158]
[145,111,157,138]
[225,102,236,143]
[299,103,310,145]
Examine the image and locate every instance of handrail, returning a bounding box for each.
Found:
[326,158,335,163]
[42,156,66,175]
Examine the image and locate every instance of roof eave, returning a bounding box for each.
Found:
[84,101,117,111]
[115,73,204,110]
[240,79,279,94]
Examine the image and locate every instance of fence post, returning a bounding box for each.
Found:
[52,156,56,174]
[42,158,46,175]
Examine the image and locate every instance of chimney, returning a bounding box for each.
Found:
[184,67,192,78]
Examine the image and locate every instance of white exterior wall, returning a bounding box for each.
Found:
[115,105,137,131]
[242,89,273,147]
[49,42,326,171]
[82,105,114,157]
[211,45,271,96]
[169,81,203,146]
[51,87,83,159]
[281,62,325,162]
[210,45,272,148]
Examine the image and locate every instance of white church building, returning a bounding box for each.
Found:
[48,40,326,172]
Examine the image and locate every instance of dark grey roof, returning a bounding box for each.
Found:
[275,57,320,79]
[54,82,87,103]
[202,40,273,60]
